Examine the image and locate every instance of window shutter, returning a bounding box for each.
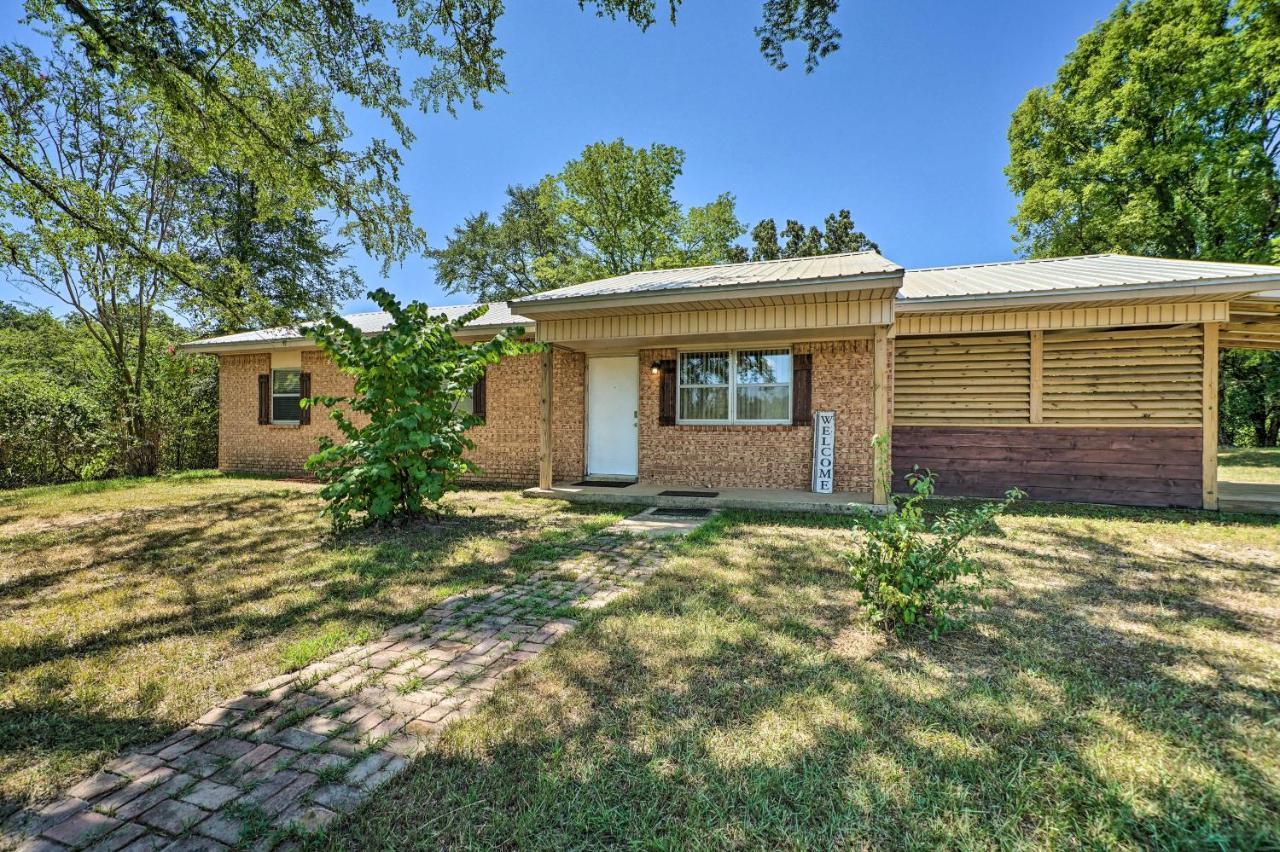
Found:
[658,359,677,426]
[258,374,270,425]
[298,372,312,425]
[792,352,812,425]
[473,369,487,421]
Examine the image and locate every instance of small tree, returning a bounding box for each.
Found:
[847,437,1024,639]
[304,289,529,530]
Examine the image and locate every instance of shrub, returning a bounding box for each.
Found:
[0,374,110,487]
[304,288,528,530]
[847,441,1024,638]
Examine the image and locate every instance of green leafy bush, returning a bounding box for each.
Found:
[848,442,1024,638]
[304,288,529,530]
[0,374,110,487]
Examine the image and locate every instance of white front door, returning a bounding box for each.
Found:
[587,355,639,477]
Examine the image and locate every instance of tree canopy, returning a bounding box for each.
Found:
[749,210,879,260]
[431,140,748,301]
[1006,0,1280,447]
[12,1,843,287]
[1006,0,1279,263]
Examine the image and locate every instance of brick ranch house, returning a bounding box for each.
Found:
[185,252,1280,511]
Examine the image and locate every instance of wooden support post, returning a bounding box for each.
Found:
[1029,329,1043,424]
[872,326,891,506]
[538,346,554,490]
[1202,322,1219,510]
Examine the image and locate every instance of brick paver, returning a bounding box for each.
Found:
[2,527,670,851]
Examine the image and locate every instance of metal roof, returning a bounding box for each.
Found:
[899,254,1280,302]
[511,251,902,305]
[184,302,530,350]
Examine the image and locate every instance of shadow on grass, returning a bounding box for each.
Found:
[316,508,1280,848]
[0,480,622,811]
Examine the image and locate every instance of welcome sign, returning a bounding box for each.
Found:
[810,410,835,493]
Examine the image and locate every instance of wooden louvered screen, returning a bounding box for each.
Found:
[894,333,1032,424]
[1041,326,1203,425]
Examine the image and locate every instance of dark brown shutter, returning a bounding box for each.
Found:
[792,352,812,425]
[472,369,487,421]
[658,359,677,426]
[298,372,311,425]
[258,374,270,425]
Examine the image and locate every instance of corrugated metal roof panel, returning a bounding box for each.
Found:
[899,254,1280,300]
[512,251,902,303]
[186,302,530,348]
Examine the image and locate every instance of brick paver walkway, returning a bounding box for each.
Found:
[3,528,669,851]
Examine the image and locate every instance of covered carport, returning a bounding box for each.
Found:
[1217,293,1280,513]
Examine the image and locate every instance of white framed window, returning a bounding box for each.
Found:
[456,387,475,416]
[677,348,792,424]
[271,369,302,424]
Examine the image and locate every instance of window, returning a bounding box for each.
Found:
[271,369,302,424]
[677,348,791,424]
[456,387,475,416]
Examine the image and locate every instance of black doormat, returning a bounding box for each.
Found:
[573,479,634,488]
[657,489,719,498]
[649,507,713,518]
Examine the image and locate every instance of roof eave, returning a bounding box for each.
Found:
[180,321,532,354]
[509,270,904,316]
[895,275,1280,313]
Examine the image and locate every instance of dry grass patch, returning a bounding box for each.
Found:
[0,472,622,813]
[321,502,1280,849]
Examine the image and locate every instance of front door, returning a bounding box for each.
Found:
[587,355,639,477]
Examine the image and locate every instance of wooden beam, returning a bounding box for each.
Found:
[1029,330,1043,424]
[1202,322,1219,511]
[538,347,553,490]
[872,327,890,505]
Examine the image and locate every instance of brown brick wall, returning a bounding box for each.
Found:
[637,340,876,493]
[217,350,359,475]
[465,349,585,484]
[215,349,585,485]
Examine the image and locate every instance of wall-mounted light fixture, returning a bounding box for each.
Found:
[649,362,661,375]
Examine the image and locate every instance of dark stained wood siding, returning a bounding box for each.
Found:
[892,426,1203,508]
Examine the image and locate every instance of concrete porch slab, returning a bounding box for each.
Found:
[1219,481,1280,515]
[524,481,889,516]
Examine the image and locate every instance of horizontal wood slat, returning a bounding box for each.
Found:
[1041,326,1203,425]
[893,426,1203,508]
[894,333,1031,424]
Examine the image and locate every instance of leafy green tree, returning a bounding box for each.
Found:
[304,289,529,530]
[187,168,362,332]
[1006,0,1279,262]
[1006,0,1280,446]
[12,1,843,291]
[432,140,746,300]
[749,210,879,260]
[0,41,353,473]
[1221,348,1280,446]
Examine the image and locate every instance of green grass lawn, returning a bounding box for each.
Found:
[0,473,623,815]
[1220,446,1280,484]
[319,502,1280,849]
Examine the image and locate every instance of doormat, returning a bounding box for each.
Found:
[574,479,634,488]
[657,490,719,498]
[649,507,713,518]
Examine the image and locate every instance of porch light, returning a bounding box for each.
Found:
[650,362,661,375]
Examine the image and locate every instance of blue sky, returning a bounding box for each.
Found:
[3,0,1120,317]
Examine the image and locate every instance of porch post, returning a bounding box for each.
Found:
[539,346,554,490]
[1202,322,1219,510]
[872,326,891,506]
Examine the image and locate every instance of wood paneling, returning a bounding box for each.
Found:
[892,426,1203,508]
[895,301,1229,336]
[1041,326,1203,425]
[894,333,1032,424]
[536,298,893,343]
